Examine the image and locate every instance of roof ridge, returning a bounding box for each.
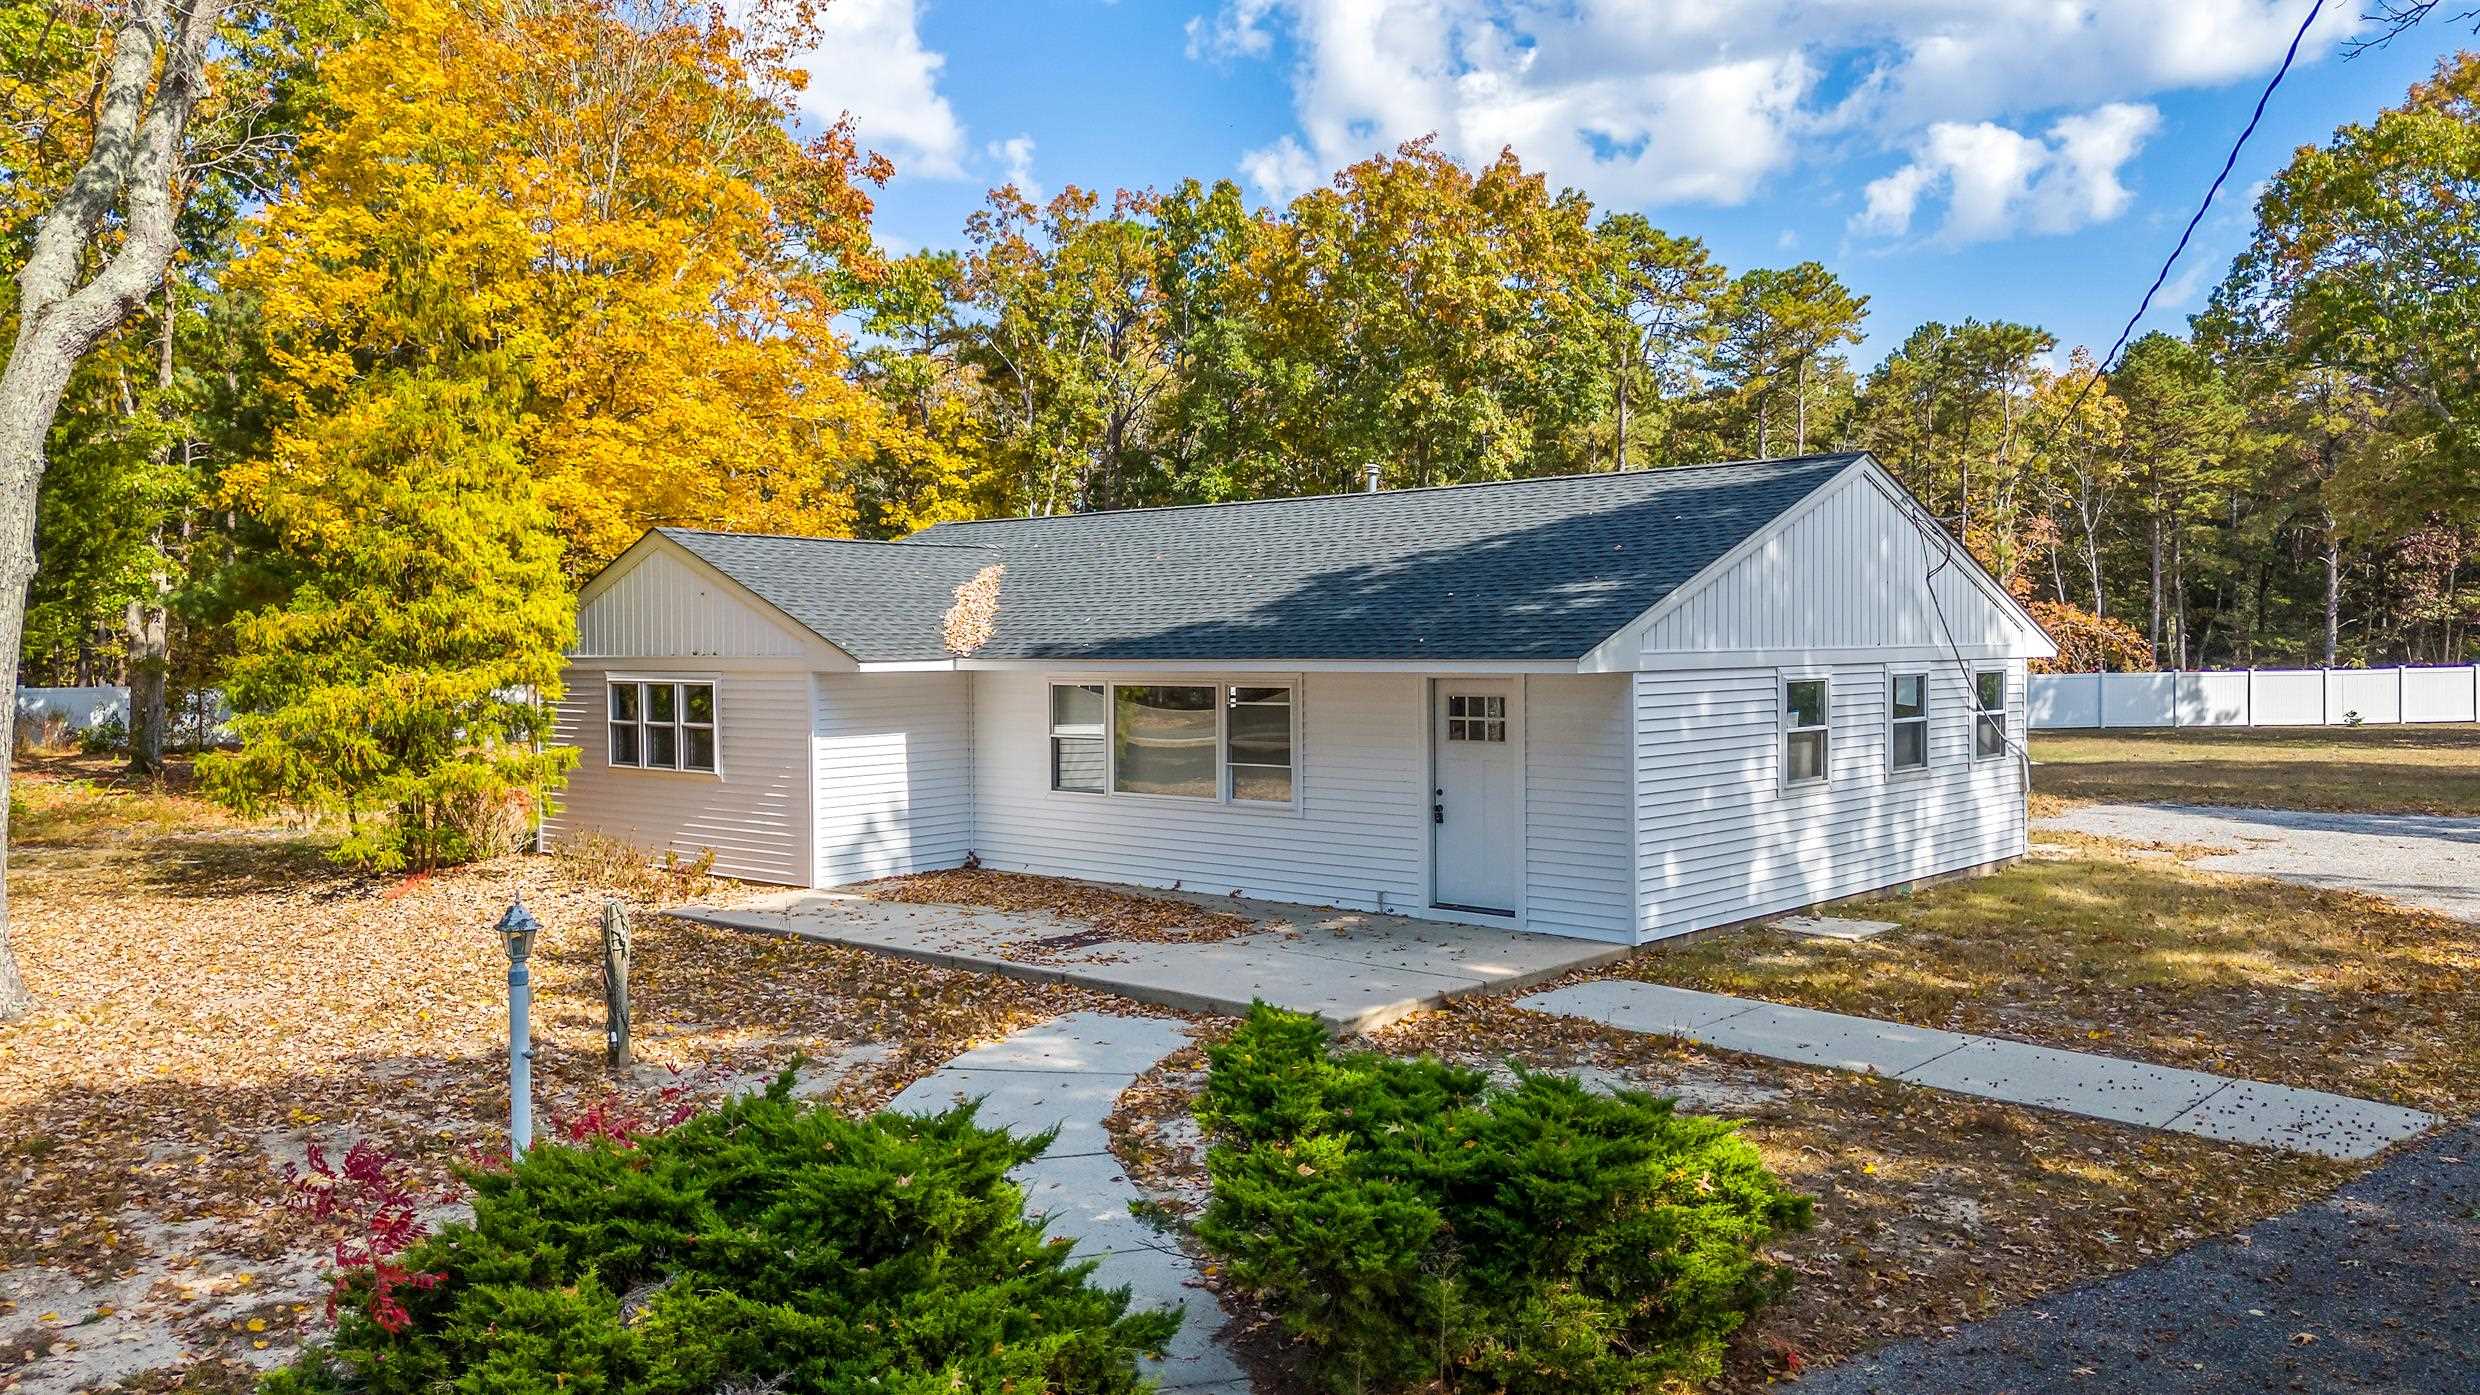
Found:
[909,453,1866,534]
[660,525,998,553]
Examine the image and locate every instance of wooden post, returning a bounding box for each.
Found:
[601,900,633,1071]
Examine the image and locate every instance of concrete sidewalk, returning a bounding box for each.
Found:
[1520,980,2437,1160]
[885,1012,1248,1394]
[673,889,1624,1032]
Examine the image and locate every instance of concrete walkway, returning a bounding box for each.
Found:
[676,890,1623,1032]
[1794,1119,2480,1394]
[1519,980,2437,1160]
[884,1012,1249,1394]
[2038,802,2480,923]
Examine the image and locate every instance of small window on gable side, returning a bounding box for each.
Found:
[1974,670,2008,761]
[1890,673,1929,772]
[1783,677,1829,786]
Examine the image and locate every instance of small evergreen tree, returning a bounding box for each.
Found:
[202,370,577,869]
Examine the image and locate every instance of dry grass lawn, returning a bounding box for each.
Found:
[2030,725,2480,816]
[1626,833,2480,1112]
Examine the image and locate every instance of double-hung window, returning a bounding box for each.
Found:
[1890,673,1929,772]
[1974,670,2009,760]
[1048,680,1298,804]
[1226,687,1295,802]
[1782,676,1830,786]
[1050,683,1107,793]
[609,680,717,773]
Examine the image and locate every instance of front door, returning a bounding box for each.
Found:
[1432,681,1520,914]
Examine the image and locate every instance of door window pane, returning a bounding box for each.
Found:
[1114,685,1217,797]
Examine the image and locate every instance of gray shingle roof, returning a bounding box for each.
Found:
[657,528,999,663]
[657,454,1863,663]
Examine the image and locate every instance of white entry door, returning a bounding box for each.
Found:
[1432,681,1520,914]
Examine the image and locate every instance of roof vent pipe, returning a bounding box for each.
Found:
[1364,462,1381,494]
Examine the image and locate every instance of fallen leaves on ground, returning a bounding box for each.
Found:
[0,754,1113,1392]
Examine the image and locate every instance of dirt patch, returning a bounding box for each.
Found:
[855,868,1260,959]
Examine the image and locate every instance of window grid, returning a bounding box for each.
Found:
[1444,693,1506,743]
[609,681,717,773]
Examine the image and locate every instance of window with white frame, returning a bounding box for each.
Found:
[1974,670,2008,760]
[1226,687,1295,802]
[609,680,717,773]
[1782,676,1829,785]
[1890,673,1929,772]
[1050,683,1107,793]
[1048,680,1299,804]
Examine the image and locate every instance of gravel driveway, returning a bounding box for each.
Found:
[2037,803,2480,922]
[1794,1120,2480,1394]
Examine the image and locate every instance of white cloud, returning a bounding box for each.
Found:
[1854,102,2161,244]
[794,0,967,178]
[988,134,1042,202]
[1198,0,2356,234]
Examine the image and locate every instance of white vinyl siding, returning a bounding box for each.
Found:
[1637,469,2029,656]
[543,665,812,885]
[1522,675,1636,942]
[972,669,1430,915]
[573,545,812,660]
[812,672,974,885]
[1632,660,2025,939]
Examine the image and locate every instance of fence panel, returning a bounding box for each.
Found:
[14,686,127,730]
[2029,665,2479,730]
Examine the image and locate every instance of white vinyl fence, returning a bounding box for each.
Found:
[2030,666,2480,730]
[15,686,232,745]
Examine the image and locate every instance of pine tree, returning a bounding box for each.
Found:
[201,369,576,869]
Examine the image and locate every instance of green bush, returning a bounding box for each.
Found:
[1194,1004,1812,1395]
[264,1077,1180,1395]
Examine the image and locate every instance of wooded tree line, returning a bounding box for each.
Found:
[6,0,2479,885]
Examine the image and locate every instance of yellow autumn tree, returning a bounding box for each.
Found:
[231,0,905,570]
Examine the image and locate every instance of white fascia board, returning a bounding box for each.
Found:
[952,657,1579,674]
[571,530,856,670]
[1575,455,1875,674]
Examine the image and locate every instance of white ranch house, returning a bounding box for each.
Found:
[544,453,2056,945]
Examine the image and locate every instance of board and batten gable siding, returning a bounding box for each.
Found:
[812,672,975,885]
[543,667,815,885]
[1632,660,2025,938]
[574,544,815,661]
[970,669,1431,916]
[1633,468,2025,656]
[1522,675,1637,941]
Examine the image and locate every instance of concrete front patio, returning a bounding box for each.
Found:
[668,888,1626,1032]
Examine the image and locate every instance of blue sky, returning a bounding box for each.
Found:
[797,1,2465,367]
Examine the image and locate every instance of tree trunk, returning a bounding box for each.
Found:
[2147,513,2164,663]
[0,0,226,1020]
[1614,349,1630,472]
[2322,509,2343,666]
[127,275,177,777]
[1795,354,1809,455]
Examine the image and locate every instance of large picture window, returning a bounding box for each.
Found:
[609,680,717,773]
[1114,685,1218,797]
[1782,676,1829,786]
[1048,680,1298,804]
[1975,670,2008,760]
[1890,673,1929,772]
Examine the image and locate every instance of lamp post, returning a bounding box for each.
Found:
[496,895,540,1159]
